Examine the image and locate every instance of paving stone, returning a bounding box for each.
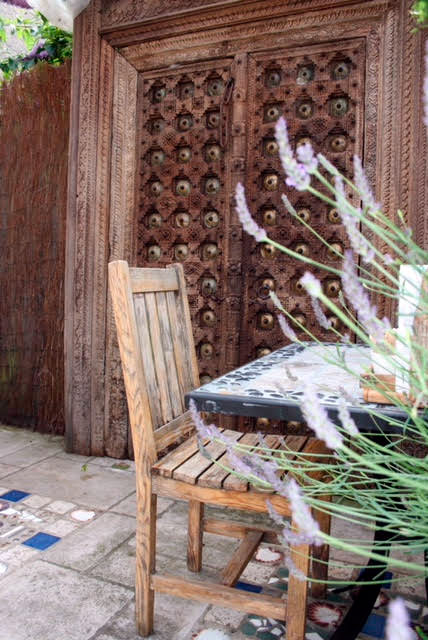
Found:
[0,560,132,640]
[204,605,246,631]
[44,512,135,571]
[111,492,174,517]
[45,499,76,514]
[21,494,51,509]
[2,458,136,509]
[0,429,40,456]
[0,462,20,478]
[43,518,78,537]
[1,442,63,467]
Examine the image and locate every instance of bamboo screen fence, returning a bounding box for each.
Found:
[0,61,71,433]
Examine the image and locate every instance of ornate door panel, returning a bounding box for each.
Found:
[240,40,366,365]
[136,58,237,385]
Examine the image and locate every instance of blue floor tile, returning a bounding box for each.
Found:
[0,489,30,502]
[362,613,386,638]
[22,532,61,551]
[236,581,262,593]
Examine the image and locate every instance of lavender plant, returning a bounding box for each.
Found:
[190,44,428,598]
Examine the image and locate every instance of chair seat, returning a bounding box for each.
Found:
[152,432,313,491]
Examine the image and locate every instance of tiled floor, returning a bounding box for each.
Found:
[0,424,425,640]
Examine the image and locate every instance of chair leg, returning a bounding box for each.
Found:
[135,491,157,637]
[285,520,311,640]
[187,500,204,572]
[311,496,331,600]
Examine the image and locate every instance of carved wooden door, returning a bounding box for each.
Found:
[136,40,366,393]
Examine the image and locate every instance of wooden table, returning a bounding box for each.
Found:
[186,342,411,639]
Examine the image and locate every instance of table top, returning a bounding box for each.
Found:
[186,342,410,432]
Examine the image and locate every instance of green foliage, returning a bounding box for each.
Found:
[0,12,72,82]
[412,0,428,26]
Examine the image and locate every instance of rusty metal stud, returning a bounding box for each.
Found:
[266,69,281,87]
[325,279,341,297]
[202,243,218,260]
[176,179,191,196]
[328,208,340,223]
[205,177,221,195]
[264,139,278,156]
[333,61,350,80]
[294,278,305,294]
[201,277,217,296]
[256,417,270,428]
[204,211,219,228]
[296,208,311,223]
[328,242,343,260]
[148,212,162,228]
[330,97,348,117]
[179,82,194,99]
[261,244,276,259]
[200,342,214,358]
[296,136,311,148]
[150,181,163,196]
[297,101,314,119]
[329,135,347,152]
[177,147,192,163]
[259,312,274,330]
[147,245,161,262]
[293,313,306,327]
[295,243,310,257]
[207,78,224,96]
[258,277,276,298]
[152,85,166,103]
[297,65,314,84]
[328,316,341,330]
[257,347,272,358]
[263,208,277,225]
[263,173,279,191]
[174,244,188,261]
[205,144,222,162]
[287,420,303,430]
[175,212,190,227]
[206,111,220,128]
[151,149,165,166]
[151,119,165,134]
[177,114,193,131]
[264,104,281,122]
[201,309,216,326]
[200,374,212,385]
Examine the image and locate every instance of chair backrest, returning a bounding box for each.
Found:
[108,260,200,462]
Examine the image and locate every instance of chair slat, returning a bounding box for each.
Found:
[173,429,244,484]
[198,432,259,489]
[222,434,282,492]
[129,267,179,293]
[155,291,183,418]
[134,295,162,429]
[165,290,191,397]
[152,433,211,477]
[154,411,194,453]
[145,291,174,424]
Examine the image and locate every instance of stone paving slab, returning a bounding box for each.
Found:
[2,458,135,509]
[1,441,63,467]
[44,512,136,571]
[0,560,132,640]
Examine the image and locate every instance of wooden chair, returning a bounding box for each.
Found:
[108,260,331,640]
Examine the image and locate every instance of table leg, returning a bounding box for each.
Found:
[329,524,391,640]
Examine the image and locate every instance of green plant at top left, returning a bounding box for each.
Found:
[0,11,72,82]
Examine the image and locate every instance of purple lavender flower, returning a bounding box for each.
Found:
[189,400,226,442]
[300,272,322,298]
[334,176,375,263]
[275,118,311,191]
[317,153,340,176]
[385,598,413,640]
[235,183,267,242]
[278,314,297,342]
[341,250,390,341]
[284,478,323,545]
[301,384,344,450]
[337,398,359,436]
[353,156,380,213]
[310,297,332,330]
[296,142,318,174]
[4,0,30,7]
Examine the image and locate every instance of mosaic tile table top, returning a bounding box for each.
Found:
[187,343,409,426]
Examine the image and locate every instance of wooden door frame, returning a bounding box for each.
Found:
[65,0,427,455]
